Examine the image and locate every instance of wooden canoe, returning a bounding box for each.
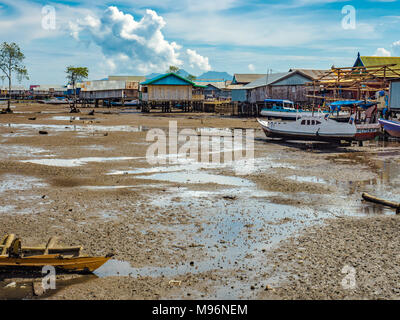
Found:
[0,254,112,274]
[0,235,113,274]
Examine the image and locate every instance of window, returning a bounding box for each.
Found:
[316,121,321,125]
[307,120,310,125]
[311,120,315,125]
[301,120,306,125]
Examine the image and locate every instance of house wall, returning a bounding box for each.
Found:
[145,85,192,101]
[247,85,313,105]
[390,80,400,110]
[231,89,247,102]
[270,85,309,104]
[80,89,139,100]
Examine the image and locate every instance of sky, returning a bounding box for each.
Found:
[0,0,399,86]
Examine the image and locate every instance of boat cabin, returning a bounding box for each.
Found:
[264,99,295,110]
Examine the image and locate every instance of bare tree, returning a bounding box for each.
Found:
[0,42,28,113]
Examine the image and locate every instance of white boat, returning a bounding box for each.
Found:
[39,98,72,105]
[260,99,349,121]
[257,115,381,142]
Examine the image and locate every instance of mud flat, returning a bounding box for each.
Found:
[0,103,399,300]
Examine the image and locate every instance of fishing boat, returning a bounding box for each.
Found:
[111,100,139,106]
[260,99,349,121]
[39,98,72,105]
[378,118,400,138]
[0,234,112,274]
[257,113,381,143]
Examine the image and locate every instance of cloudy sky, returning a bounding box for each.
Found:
[0,0,399,86]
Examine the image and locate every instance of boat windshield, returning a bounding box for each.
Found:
[264,100,294,110]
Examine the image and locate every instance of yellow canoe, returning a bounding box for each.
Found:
[0,234,113,274]
[0,254,112,274]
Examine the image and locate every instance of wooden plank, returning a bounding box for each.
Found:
[44,236,59,255]
[362,192,400,214]
[1,234,15,256]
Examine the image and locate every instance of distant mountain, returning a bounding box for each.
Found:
[196,71,233,82]
[145,69,191,80]
[145,73,162,80]
[176,69,190,78]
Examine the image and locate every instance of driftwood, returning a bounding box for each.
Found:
[362,192,400,214]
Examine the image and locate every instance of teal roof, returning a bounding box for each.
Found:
[141,73,199,86]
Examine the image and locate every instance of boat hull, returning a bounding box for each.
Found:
[257,118,356,143]
[260,127,352,143]
[0,255,111,274]
[354,124,382,141]
[378,119,400,138]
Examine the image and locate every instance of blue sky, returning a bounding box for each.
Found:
[0,0,399,86]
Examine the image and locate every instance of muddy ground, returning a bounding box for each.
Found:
[0,103,399,300]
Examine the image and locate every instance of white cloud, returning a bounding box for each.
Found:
[374,47,391,57]
[248,64,255,71]
[69,6,184,74]
[186,49,211,71]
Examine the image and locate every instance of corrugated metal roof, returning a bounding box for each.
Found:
[32,84,64,91]
[0,85,26,90]
[359,56,400,78]
[83,80,127,91]
[360,56,400,67]
[194,81,227,89]
[141,73,196,86]
[242,72,291,89]
[233,74,267,84]
[228,84,245,90]
[108,75,146,82]
[289,69,330,80]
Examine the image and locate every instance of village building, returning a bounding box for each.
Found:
[231,69,328,107]
[231,74,267,85]
[79,79,141,107]
[389,78,400,113]
[31,85,66,98]
[194,81,231,101]
[0,85,27,99]
[140,73,206,112]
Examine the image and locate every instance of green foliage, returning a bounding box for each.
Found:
[0,42,29,84]
[66,66,89,86]
[167,66,180,73]
[186,74,197,81]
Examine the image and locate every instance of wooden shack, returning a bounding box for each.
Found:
[80,80,140,107]
[140,73,206,112]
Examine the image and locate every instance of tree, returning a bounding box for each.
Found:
[166,66,180,73]
[186,74,197,82]
[0,42,28,112]
[66,66,88,113]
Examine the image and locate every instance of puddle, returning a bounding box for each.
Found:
[82,185,138,190]
[0,123,147,134]
[20,157,138,167]
[0,175,48,193]
[0,205,16,214]
[287,175,328,184]
[51,116,96,121]
[0,145,50,159]
[134,172,255,186]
